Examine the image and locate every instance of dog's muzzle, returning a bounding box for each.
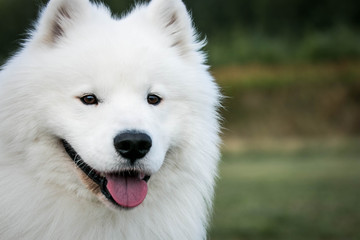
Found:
[61,139,150,208]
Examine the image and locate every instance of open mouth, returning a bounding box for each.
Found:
[61,139,150,208]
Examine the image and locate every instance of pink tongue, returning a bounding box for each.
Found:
[106,174,148,208]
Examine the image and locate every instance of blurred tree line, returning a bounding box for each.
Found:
[1,0,360,64]
[187,0,360,36]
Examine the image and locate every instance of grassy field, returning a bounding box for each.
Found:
[213,62,360,139]
[209,139,360,240]
[206,27,360,66]
[208,62,360,239]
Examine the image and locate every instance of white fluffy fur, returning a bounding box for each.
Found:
[0,0,221,239]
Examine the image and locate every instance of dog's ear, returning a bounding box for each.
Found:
[32,0,91,46]
[147,0,201,56]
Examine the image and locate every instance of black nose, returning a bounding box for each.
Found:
[114,131,152,163]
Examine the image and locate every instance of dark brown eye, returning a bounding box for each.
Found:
[80,94,98,105]
[147,94,162,105]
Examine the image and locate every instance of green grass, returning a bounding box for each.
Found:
[209,140,360,240]
[207,26,360,66]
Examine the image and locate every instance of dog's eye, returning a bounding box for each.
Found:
[147,94,162,106]
[80,94,99,105]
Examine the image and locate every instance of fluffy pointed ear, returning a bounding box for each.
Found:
[32,0,91,46]
[147,0,200,56]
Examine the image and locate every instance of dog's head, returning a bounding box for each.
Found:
[0,0,220,210]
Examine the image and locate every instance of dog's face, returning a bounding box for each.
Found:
[50,48,175,176]
[49,54,175,208]
[13,0,214,209]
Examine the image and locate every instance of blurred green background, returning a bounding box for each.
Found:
[1,0,360,239]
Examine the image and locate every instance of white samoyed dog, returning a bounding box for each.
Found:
[0,0,221,239]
